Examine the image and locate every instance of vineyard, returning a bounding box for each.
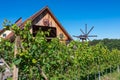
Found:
[0,21,120,80]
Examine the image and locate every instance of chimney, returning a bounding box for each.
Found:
[15,17,22,26]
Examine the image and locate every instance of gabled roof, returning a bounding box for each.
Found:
[4,6,73,40]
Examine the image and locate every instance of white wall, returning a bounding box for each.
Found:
[0,30,12,38]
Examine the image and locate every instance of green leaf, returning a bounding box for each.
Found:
[32,44,37,50]
[13,58,22,65]
[32,59,37,64]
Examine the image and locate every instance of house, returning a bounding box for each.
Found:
[0,6,72,43]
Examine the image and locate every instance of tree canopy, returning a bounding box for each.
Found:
[90,38,120,50]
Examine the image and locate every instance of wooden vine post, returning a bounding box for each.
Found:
[13,36,20,80]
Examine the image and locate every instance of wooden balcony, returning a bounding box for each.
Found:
[32,25,57,40]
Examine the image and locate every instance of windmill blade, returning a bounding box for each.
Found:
[73,35,77,37]
[73,35,80,38]
[88,35,97,37]
[87,26,94,35]
[85,24,87,34]
[80,29,85,34]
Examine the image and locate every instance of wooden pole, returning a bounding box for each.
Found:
[1,58,11,70]
[13,36,20,80]
[117,65,120,73]
[37,64,48,80]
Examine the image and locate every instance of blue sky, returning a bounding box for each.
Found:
[0,0,120,39]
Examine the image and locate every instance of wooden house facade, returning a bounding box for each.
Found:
[0,6,72,43]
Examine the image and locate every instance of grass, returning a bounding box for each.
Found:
[101,71,120,80]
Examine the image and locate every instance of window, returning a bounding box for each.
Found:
[2,33,6,38]
[43,19,49,26]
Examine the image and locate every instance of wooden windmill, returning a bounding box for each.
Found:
[73,24,97,42]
